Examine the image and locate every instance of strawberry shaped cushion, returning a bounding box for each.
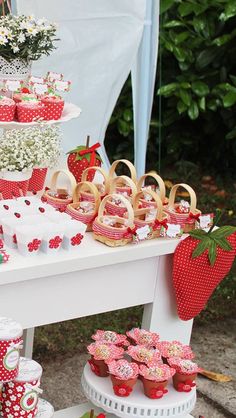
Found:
[173,211,236,321]
[80,411,106,418]
[67,137,102,183]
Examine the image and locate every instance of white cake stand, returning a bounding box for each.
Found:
[0,102,81,130]
[81,364,196,418]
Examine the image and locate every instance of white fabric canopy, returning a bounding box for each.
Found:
[15,0,158,173]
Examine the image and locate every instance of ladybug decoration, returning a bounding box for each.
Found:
[67,135,102,183]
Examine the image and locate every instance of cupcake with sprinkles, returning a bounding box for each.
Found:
[108,359,139,397]
[139,362,175,399]
[91,330,129,347]
[17,98,45,123]
[126,328,160,348]
[87,342,124,377]
[168,357,201,392]
[127,345,162,367]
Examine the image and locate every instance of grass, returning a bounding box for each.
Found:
[33,175,236,362]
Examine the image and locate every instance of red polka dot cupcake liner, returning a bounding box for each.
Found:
[0,105,16,122]
[41,100,64,121]
[16,105,45,123]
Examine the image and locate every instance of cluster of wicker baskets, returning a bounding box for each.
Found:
[43,160,202,247]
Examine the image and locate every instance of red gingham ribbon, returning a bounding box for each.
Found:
[123,226,137,239]
[188,212,200,222]
[153,218,168,230]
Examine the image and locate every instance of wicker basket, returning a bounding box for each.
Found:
[66,181,101,231]
[80,166,109,202]
[108,159,137,195]
[164,183,201,233]
[93,194,135,247]
[137,172,166,207]
[133,190,168,239]
[43,170,77,211]
[105,175,137,217]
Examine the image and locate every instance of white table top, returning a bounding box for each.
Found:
[0,233,181,286]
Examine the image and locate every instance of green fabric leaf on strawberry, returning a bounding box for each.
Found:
[67,138,102,183]
[80,411,106,418]
[173,210,236,321]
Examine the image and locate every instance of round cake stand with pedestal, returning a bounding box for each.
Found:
[81,364,196,418]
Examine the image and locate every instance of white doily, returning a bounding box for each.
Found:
[0,57,31,81]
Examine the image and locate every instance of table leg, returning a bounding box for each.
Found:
[22,327,35,358]
[142,254,193,344]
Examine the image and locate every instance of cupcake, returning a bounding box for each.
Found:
[168,357,201,392]
[13,88,37,103]
[41,94,64,120]
[158,340,194,363]
[91,330,129,347]
[87,342,124,377]
[126,328,160,347]
[139,362,175,399]
[108,359,139,397]
[17,98,45,123]
[0,96,16,122]
[127,345,162,367]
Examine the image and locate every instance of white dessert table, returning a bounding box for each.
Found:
[0,232,194,417]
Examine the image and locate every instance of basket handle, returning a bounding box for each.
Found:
[50,170,77,193]
[137,172,166,203]
[133,190,164,221]
[73,181,101,210]
[168,183,197,213]
[98,194,134,227]
[81,166,109,194]
[109,159,137,183]
[109,175,137,197]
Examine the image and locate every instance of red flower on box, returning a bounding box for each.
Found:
[177,380,196,392]
[113,384,132,397]
[88,359,101,376]
[71,233,83,246]
[0,239,4,248]
[28,238,41,252]
[149,387,168,399]
[49,235,62,249]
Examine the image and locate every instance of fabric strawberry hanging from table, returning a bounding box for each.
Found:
[172,210,236,321]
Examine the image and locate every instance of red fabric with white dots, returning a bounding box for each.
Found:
[41,99,64,121]
[0,180,29,199]
[0,337,22,382]
[173,233,236,321]
[28,169,47,192]
[16,105,45,123]
[67,155,100,183]
[0,105,16,122]
[2,378,40,418]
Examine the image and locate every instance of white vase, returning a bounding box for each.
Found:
[0,170,33,181]
[0,57,31,81]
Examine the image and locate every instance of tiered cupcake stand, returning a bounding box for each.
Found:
[81,364,195,418]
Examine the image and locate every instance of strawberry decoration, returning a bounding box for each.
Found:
[173,210,236,321]
[67,136,102,183]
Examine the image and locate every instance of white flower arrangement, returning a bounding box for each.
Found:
[0,124,62,172]
[0,15,58,61]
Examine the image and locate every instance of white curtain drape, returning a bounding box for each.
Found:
[15,0,147,169]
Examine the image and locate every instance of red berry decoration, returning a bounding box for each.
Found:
[39,207,45,213]
[173,210,236,321]
[3,205,9,210]
[21,87,30,94]
[67,135,102,183]
[14,212,21,218]
[25,199,31,205]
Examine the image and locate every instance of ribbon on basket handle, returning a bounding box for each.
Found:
[153,218,168,230]
[25,382,43,395]
[9,340,24,350]
[78,142,101,167]
[168,183,198,214]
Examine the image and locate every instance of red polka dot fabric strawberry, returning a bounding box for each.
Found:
[173,210,236,321]
[0,317,23,382]
[80,411,106,418]
[2,357,42,418]
[67,136,102,183]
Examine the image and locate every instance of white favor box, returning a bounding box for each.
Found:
[1,215,42,249]
[45,211,72,223]
[62,220,87,250]
[15,224,44,256]
[41,223,65,253]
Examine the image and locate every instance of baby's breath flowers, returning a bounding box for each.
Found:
[0,15,57,61]
[0,124,62,172]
